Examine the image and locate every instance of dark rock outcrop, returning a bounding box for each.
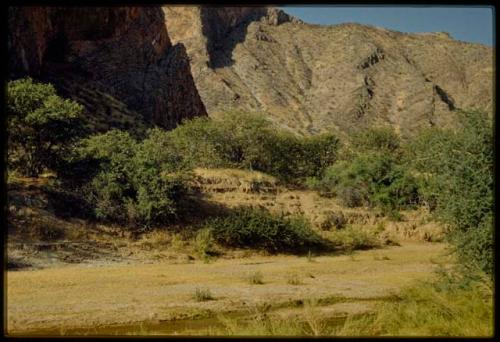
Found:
[8,7,207,131]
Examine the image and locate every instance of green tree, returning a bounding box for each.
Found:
[351,127,400,153]
[408,110,493,275]
[7,77,83,176]
[310,127,417,214]
[77,128,191,228]
[168,116,227,168]
[129,128,191,226]
[77,130,139,223]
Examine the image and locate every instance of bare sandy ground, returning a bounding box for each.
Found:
[6,242,449,335]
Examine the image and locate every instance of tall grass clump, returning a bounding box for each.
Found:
[193,287,214,302]
[329,224,380,251]
[247,271,264,285]
[194,228,214,261]
[333,275,493,337]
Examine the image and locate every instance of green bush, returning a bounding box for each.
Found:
[169,112,340,183]
[130,128,191,226]
[351,127,401,153]
[77,128,191,228]
[170,112,274,170]
[77,130,138,223]
[317,151,419,213]
[306,126,418,216]
[265,132,340,183]
[408,110,493,275]
[204,207,325,253]
[168,116,228,168]
[7,77,84,176]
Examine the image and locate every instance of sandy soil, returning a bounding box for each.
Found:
[6,242,450,336]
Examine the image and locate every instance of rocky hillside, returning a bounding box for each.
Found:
[8,7,207,132]
[8,6,493,137]
[164,6,493,137]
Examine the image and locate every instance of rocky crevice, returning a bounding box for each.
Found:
[433,85,456,111]
[358,47,385,70]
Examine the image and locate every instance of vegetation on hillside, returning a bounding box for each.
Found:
[169,112,340,183]
[203,206,326,253]
[7,77,84,177]
[407,110,493,276]
[306,128,419,218]
[6,78,494,336]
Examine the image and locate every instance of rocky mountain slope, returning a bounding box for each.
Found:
[8,7,207,132]
[8,6,493,137]
[163,6,493,137]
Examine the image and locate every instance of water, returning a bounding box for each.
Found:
[11,311,357,336]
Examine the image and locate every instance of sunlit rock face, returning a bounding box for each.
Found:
[164,6,493,137]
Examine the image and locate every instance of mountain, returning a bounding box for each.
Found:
[8,6,493,137]
[8,7,206,133]
[163,6,493,137]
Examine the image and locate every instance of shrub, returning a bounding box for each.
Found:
[169,112,340,184]
[204,207,325,253]
[170,111,274,170]
[168,116,227,168]
[408,110,493,275]
[7,77,84,177]
[351,127,400,153]
[330,225,379,251]
[247,271,264,285]
[265,132,340,183]
[194,228,214,259]
[129,128,191,226]
[77,130,138,224]
[193,287,214,301]
[76,128,191,228]
[311,138,419,215]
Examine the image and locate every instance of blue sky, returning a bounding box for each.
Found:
[280,6,494,46]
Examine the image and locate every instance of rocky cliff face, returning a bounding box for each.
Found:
[164,6,493,137]
[8,7,207,131]
[9,6,493,137]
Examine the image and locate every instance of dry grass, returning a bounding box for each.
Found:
[286,272,302,285]
[333,280,493,337]
[7,242,448,335]
[193,168,445,243]
[193,168,279,194]
[207,279,493,337]
[247,271,264,285]
[193,287,214,302]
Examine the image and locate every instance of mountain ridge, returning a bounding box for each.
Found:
[8,6,493,137]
